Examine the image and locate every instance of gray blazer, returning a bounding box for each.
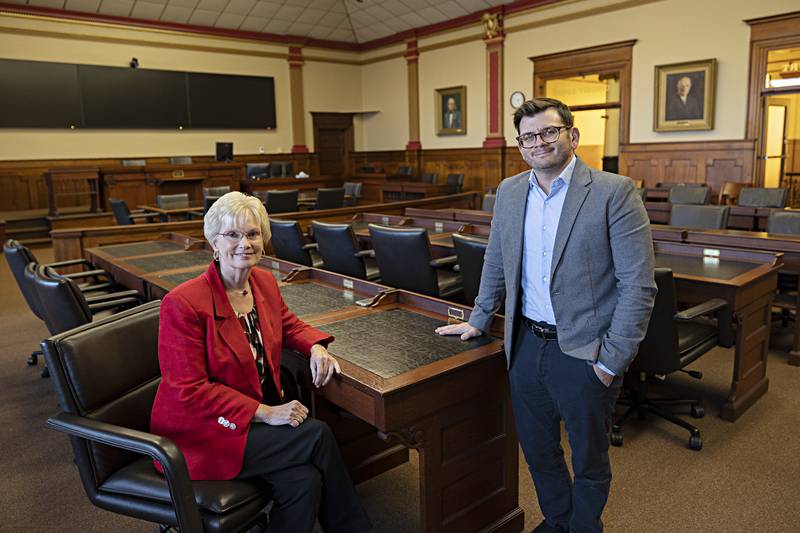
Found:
[468,158,656,375]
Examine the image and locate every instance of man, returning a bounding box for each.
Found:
[444,96,461,129]
[436,98,655,533]
[665,75,702,121]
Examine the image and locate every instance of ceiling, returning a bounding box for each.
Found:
[6,0,519,44]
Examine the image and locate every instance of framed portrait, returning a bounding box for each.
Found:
[436,86,467,136]
[653,58,716,132]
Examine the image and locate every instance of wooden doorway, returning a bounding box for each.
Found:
[312,113,354,179]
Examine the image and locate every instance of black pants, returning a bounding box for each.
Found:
[509,325,623,533]
[236,419,371,533]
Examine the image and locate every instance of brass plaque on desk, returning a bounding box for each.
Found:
[172,169,185,178]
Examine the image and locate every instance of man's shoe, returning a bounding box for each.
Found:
[531,520,567,533]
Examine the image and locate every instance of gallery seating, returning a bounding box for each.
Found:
[738,187,788,208]
[669,205,729,230]
[668,185,710,205]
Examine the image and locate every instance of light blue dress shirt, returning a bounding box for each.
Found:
[520,155,615,376]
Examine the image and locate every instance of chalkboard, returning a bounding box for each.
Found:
[188,73,276,129]
[0,58,82,128]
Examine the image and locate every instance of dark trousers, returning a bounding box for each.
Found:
[509,325,622,533]
[236,419,371,533]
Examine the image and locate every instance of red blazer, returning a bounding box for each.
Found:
[150,262,333,480]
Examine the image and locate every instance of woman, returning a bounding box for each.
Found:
[150,191,371,533]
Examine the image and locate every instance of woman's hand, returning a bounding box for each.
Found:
[310,344,341,388]
[255,401,309,427]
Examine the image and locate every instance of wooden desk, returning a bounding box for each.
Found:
[670,228,800,365]
[406,207,493,225]
[86,239,525,533]
[653,241,782,421]
[381,181,450,202]
[137,202,203,222]
[239,176,340,196]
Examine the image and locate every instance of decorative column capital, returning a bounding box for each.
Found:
[287,45,305,68]
[404,40,419,63]
[482,15,506,149]
[481,12,504,42]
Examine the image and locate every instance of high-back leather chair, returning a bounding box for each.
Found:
[270,161,293,178]
[343,182,363,206]
[668,185,710,205]
[446,173,464,194]
[246,163,270,179]
[421,173,437,184]
[43,301,271,532]
[768,210,800,235]
[203,196,220,215]
[669,204,729,229]
[368,224,462,299]
[311,221,379,281]
[452,233,488,305]
[738,187,788,208]
[257,189,298,214]
[203,186,230,198]
[169,156,193,165]
[157,193,190,210]
[482,194,496,212]
[611,268,730,451]
[314,187,345,210]
[109,198,153,225]
[268,219,321,267]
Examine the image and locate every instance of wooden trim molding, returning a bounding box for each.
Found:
[287,46,309,154]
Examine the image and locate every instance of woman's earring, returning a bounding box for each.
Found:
[213,250,220,260]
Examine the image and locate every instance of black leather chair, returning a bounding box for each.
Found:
[668,185,710,205]
[270,161,293,178]
[246,163,270,179]
[669,204,729,229]
[482,194,496,212]
[738,187,788,208]
[169,156,193,165]
[256,189,299,214]
[311,221,379,281]
[203,186,231,198]
[43,301,271,532]
[452,233,488,305]
[313,187,345,210]
[203,196,220,215]
[109,198,154,225]
[368,224,462,299]
[611,268,731,451]
[421,173,438,184]
[269,219,322,268]
[767,211,800,328]
[343,182,363,206]
[446,173,464,194]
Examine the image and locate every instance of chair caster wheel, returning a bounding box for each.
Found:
[689,435,702,451]
[41,366,50,379]
[690,405,705,419]
[610,431,623,447]
[27,353,38,366]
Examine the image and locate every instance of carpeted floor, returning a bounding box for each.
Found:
[2,247,800,532]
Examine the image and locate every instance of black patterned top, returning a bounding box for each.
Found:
[237,306,282,406]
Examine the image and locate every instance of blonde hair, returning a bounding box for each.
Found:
[203,191,271,248]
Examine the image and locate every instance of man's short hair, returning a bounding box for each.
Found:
[677,76,692,87]
[513,97,573,133]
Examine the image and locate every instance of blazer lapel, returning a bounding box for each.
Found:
[205,263,262,397]
[550,159,592,278]
[504,173,531,296]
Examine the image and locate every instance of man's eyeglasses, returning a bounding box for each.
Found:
[516,125,571,148]
[218,230,262,242]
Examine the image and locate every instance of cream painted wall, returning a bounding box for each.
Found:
[303,61,363,152]
[358,57,408,151]
[418,39,486,149]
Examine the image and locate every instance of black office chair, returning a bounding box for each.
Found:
[109,198,154,225]
[611,268,731,451]
[246,163,270,179]
[311,221,379,281]
[256,189,299,214]
[368,224,462,299]
[446,173,464,194]
[43,301,271,533]
[668,185,710,205]
[482,194,496,212]
[669,205,729,229]
[270,161,293,178]
[4,239,114,367]
[343,182,363,206]
[767,210,800,328]
[738,187,788,208]
[203,196,220,215]
[203,186,231,198]
[314,187,346,210]
[421,173,437,184]
[452,233,487,305]
[269,219,322,268]
[169,156,193,165]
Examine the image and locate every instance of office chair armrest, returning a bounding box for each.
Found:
[86,290,141,303]
[302,243,319,251]
[46,412,203,533]
[354,249,375,258]
[88,297,141,312]
[44,258,93,269]
[62,269,109,281]
[78,282,114,293]
[674,298,728,321]
[429,255,458,268]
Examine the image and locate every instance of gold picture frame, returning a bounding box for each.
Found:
[654,58,716,132]
[436,85,467,136]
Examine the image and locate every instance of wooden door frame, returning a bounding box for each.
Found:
[530,40,636,145]
[745,11,800,185]
[311,112,355,178]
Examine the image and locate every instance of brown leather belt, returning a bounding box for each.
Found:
[523,317,558,340]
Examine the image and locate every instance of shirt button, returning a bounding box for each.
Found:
[543,226,547,231]
[542,276,548,282]
[542,251,547,256]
